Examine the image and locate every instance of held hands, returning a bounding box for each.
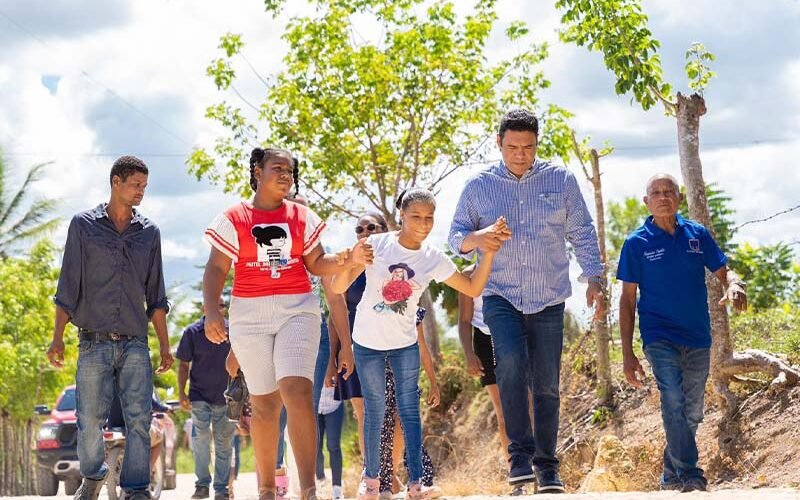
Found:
[719,282,747,312]
[46,337,65,369]
[336,239,374,268]
[474,216,512,253]
[205,307,228,345]
[623,352,646,388]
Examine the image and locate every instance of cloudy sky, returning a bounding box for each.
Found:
[1,0,798,319]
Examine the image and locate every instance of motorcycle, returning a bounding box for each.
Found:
[103,394,177,500]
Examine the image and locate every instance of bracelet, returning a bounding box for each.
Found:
[587,276,606,285]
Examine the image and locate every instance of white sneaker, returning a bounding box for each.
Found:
[332,485,344,500]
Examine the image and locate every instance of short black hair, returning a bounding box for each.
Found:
[498,109,539,140]
[110,156,148,186]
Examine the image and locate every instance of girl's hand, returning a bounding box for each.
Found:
[465,351,485,377]
[325,359,339,387]
[337,344,355,381]
[427,384,441,408]
[350,238,374,266]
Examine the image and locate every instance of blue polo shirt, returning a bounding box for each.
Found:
[176,317,231,406]
[616,215,727,348]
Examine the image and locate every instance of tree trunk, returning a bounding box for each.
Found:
[589,149,612,403]
[675,92,799,417]
[420,289,441,360]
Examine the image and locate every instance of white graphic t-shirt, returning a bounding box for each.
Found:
[352,232,457,350]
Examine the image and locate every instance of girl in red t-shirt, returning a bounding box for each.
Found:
[203,147,368,500]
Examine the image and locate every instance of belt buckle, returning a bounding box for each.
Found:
[109,332,121,341]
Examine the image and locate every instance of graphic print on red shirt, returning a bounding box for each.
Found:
[204,201,326,297]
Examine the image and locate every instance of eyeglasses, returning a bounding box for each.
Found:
[355,223,379,234]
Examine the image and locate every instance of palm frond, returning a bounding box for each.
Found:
[0,161,53,228]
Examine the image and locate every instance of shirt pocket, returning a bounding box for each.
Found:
[125,234,153,277]
[535,191,566,228]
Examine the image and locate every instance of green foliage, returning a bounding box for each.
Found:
[434,338,480,412]
[731,305,800,365]
[0,241,76,421]
[556,0,673,112]
[729,242,797,311]
[685,42,716,95]
[0,153,60,257]
[428,250,475,325]
[190,0,552,223]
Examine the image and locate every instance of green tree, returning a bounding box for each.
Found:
[0,154,59,257]
[189,0,553,356]
[556,0,799,411]
[729,242,796,310]
[0,242,76,494]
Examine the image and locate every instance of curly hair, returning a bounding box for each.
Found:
[109,155,148,186]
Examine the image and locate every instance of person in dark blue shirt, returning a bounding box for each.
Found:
[47,156,172,500]
[617,173,747,493]
[177,301,233,500]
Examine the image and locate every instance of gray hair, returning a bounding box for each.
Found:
[646,173,680,194]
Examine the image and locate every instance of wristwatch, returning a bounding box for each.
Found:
[587,276,606,285]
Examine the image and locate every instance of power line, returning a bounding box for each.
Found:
[735,203,800,230]
[0,8,192,148]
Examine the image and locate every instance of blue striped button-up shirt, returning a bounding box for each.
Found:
[448,160,603,314]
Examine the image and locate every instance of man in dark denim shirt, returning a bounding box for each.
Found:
[46,156,173,500]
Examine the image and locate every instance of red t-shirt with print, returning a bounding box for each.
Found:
[204,201,326,297]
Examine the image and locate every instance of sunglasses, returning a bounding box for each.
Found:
[355,223,380,234]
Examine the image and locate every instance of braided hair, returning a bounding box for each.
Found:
[248,147,294,193]
[292,156,300,198]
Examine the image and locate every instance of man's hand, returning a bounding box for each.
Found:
[47,337,65,369]
[464,351,485,377]
[179,393,192,411]
[623,351,646,388]
[719,282,747,313]
[427,383,441,408]
[156,347,174,374]
[337,345,355,381]
[586,281,606,320]
[205,308,228,345]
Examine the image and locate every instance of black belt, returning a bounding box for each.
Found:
[79,330,138,342]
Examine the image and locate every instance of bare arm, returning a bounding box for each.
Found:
[714,265,747,312]
[203,247,232,344]
[151,308,173,373]
[331,263,366,295]
[321,275,354,380]
[178,361,191,410]
[457,266,484,377]
[619,281,645,388]
[443,252,496,298]
[417,325,440,407]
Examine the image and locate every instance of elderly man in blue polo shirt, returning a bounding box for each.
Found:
[617,173,747,493]
[449,108,604,493]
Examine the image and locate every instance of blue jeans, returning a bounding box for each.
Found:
[192,401,235,493]
[483,296,564,472]
[316,405,344,485]
[75,337,152,492]
[643,340,710,486]
[277,407,287,469]
[232,434,241,479]
[314,321,332,414]
[354,342,422,482]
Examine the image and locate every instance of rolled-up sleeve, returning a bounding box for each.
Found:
[54,216,83,318]
[448,181,479,258]
[145,227,170,317]
[563,171,603,279]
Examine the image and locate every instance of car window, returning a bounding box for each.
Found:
[56,388,76,411]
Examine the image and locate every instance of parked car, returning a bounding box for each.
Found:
[34,385,80,496]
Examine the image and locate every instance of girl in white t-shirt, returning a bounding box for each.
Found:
[332,187,508,500]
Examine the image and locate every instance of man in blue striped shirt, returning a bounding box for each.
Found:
[448,109,603,493]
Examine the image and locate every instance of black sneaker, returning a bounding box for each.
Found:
[681,477,708,492]
[508,455,535,485]
[224,371,249,421]
[535,469,565,494]
[215,493,231,500]
[659,481,683,491]
[126,491,152,500]
[73,478,105,500]
[192,486,211,499]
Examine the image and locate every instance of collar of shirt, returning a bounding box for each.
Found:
[491,159,544,181]
[644,214,686,237]
[88,203,146,226]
